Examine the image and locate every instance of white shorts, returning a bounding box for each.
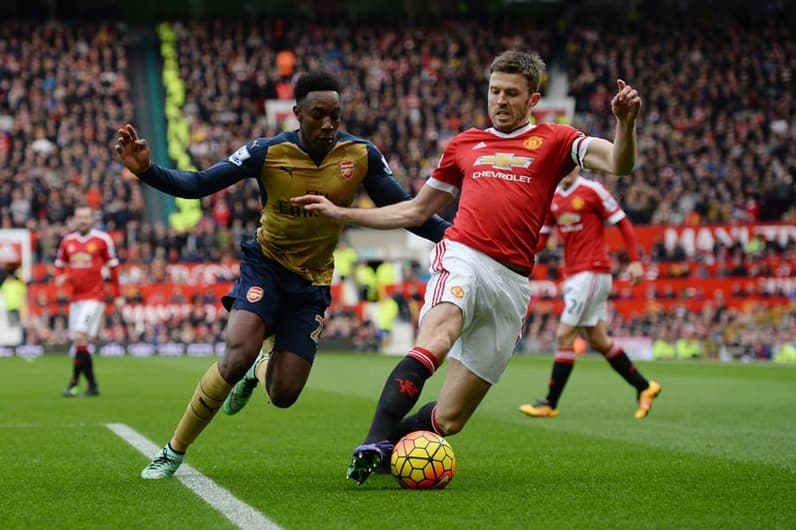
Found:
[420,240,531,384]
[68,299,106,338]
[560,271,612,327]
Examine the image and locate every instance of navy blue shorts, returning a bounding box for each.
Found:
[222,239,331,363]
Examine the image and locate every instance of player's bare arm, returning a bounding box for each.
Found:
[115,124,152,174]
[292,185,452,229]
[582,79,641,176]
[614,213,644,285]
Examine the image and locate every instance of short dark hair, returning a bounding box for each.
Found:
[489,50,546,92]
[294,71,341,103]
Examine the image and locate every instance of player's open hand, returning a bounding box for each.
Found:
[626,261,644,285]
[290,194,343,220]
[115,124,152,175]
[611,80,641,123]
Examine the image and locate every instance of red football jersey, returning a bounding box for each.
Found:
[542,175,625,276]
[429,123,590,272]
[55,229,120,301]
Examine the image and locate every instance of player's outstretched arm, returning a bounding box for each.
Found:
[582,79,641,176]
[362,170,452,242]
[292,185,451,230]
[115,123,249,198]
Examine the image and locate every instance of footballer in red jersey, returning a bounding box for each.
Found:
[55,205,121,397]
[294,50,654,484]
[520,167,660,420]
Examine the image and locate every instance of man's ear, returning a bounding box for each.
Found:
[293,105,301,120]
[528,92,542,110]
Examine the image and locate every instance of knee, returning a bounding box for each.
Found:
[217,347,258,383]
[266,383,300,408]
[556,326,578,347]
[556,332,573,348]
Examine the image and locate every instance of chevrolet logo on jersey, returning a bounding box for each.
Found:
[558,212,581,225]
[474,153,533,170]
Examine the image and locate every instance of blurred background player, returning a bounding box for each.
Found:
[115,71,450,479]
[520,167,661,419]
[1,263,27,335]
[55,205,121,397]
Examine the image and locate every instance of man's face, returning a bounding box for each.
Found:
[73,207,93,234]
[487,72,540,133]
[295,91,342,154]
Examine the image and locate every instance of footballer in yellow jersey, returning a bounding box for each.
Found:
[115,71,450,479]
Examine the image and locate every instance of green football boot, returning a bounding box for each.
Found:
[223,353,268,415]
[140,444,184,479]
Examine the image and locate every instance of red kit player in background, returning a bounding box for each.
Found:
[55,205,122,397]
[519,167,661,419]
[293,49,645,484]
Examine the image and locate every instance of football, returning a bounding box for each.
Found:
[390,430,456,489]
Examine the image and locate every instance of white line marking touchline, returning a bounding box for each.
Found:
[106,423,282,530]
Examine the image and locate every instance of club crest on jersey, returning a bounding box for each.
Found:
[572,197,585,210]
[246,286,264,303]
[86,242,97,253]
[339,160,355,180]
[523,136,544,150]
[450,286,465,299]
[474,153,532,170]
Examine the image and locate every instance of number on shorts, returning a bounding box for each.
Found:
[309,315,324,344]
[563,285,583,316]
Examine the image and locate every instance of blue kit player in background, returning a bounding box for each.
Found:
[115,71,451,479]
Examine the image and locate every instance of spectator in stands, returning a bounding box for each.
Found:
[375,295,400,348]
[652,327,677,360]
[565,7,794,225]
[676,330,702,359]
[1,264,26,335]
[355,260,377,302]
[353,319,380,352]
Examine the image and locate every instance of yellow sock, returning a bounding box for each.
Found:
[171,363,232,452]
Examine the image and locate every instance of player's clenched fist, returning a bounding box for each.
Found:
[611,79,641,122]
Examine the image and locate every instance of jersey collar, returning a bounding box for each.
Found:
[485,123,535,138]
[557,176,584,197]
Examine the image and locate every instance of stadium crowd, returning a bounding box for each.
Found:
[0,11,793,360]
[565,10,794,226]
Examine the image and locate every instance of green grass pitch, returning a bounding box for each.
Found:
[1,353,794,529]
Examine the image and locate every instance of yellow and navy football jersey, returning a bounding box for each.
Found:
[137,130,450,285]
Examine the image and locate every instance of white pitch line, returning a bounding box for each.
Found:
[106,423,281,530]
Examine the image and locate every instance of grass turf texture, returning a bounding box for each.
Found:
[1,353,794,529]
